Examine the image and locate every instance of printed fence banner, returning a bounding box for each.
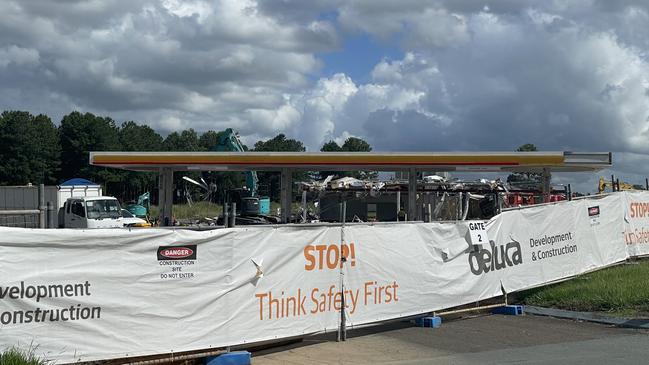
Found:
[622,191,649,257]
[487,193,627,293]
[0,226,341,363]
[0,192,644,363]
[341,222,502,327]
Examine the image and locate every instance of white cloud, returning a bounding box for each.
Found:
[0,45,39,68]
[258,5,649,193]
[338,2,470,48]
[161,0,212,21]
[2,0,649,191]
[158,115,185,131]
[0,0,335,134]
[287,73,358,149]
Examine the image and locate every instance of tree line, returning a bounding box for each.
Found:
[0,110,372,202]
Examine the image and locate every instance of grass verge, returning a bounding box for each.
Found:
[149,201,222,220]
[515,259,649,318]
[0,346,46,365]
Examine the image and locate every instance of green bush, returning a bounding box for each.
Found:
[0,347,46,365]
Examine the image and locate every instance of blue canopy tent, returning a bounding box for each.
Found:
[59,178,99,186]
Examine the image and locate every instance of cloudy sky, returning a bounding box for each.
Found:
[1,0,649,190]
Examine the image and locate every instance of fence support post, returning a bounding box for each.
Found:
[338,201,347,342]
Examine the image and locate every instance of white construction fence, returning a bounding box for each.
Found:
[0,191,647,363]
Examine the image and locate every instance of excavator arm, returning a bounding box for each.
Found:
[213,128,259,196]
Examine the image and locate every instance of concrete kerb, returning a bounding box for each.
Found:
[525,305,649,329]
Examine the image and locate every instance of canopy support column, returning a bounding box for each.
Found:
[408,168,418,221]
[281,168,292,223]
[158,168,174,226]
[542,168,551,203]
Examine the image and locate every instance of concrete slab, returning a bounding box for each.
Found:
[251,314,649,365]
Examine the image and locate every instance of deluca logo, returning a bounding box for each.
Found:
[157,245,197,260]
[469,240,522,275]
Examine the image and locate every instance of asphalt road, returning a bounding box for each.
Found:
[252,314,649,364]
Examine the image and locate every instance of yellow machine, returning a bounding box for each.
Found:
[597,177,639,194]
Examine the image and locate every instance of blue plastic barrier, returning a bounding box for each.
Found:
[415,316,442,328]
[204,351,251,365]
[492,305,525,316]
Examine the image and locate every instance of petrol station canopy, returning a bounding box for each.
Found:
[89,150,612,225]
[90,151,611,172]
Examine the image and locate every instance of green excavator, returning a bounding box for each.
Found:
[212,128,276,225]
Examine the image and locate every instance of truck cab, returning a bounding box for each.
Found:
[60,196,124,228]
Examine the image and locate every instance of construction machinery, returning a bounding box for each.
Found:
[214,129,260,198]
[125,191,150,218]
[212,129,276,225]
[597,177,642,194]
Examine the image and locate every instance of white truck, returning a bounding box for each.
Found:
[59,196,124,228]
[0,179,147,229]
